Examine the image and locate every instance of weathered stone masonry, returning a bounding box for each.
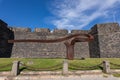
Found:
[90,23,120,58]
[0,19,120,58]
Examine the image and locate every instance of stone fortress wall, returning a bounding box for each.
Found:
[0,19,120,59]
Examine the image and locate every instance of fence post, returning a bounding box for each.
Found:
[103,61,110,73]
[11,61,20,76]
[62,59,68,75]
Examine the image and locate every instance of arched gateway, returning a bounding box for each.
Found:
[8,33,93,60]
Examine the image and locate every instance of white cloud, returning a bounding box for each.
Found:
[51,0,120,30]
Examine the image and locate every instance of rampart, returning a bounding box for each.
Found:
[0,19,120,59]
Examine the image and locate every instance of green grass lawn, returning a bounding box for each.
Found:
[0,58,120,71]
[69,58,120,70]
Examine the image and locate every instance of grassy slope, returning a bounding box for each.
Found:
[0,58,120,71]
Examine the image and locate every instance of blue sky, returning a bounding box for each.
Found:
[0,0,120,31]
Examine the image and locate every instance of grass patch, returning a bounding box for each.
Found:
[113,73,120,77]
[19,58,63,71]
[69,58,120,70]
[0,58,63,71]
[0,58,120,71]
[103,74,109,78]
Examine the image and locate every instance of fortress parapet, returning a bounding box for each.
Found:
[90,23,119,35]
[34,28,50,33]
[53,29,68,35]
[10,27,31,32]
[71,30,90,34]
[0,19,120,58]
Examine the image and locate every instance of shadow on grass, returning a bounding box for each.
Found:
[20,67,27,72]
[69,66,103,70]
[99,66,103,70]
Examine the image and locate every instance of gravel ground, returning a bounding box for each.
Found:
[0,74,120,80]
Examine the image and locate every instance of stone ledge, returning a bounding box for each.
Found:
[1,70,120,76]
[0,74,119,80]
[0,70,120,80]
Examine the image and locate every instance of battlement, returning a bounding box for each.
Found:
[0,19,120,59]
[53,29,68,34]
[91,23,120,35]
[34,28,50,33]
[8,27,91,35]
[71,30,90,34]
[9,27,31,32]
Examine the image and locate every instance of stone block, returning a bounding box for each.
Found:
[71,30,90,34]
[11,27,31,32]
[91,23,119,35]
[11,61,20,76]
[34,28,50,33]
[62,59,68,75]
[103,61,110,73]
[53,29,68,35]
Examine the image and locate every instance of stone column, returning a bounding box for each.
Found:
[11,61,20,76]
[103,61,110,73]
[62,59,68,75]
